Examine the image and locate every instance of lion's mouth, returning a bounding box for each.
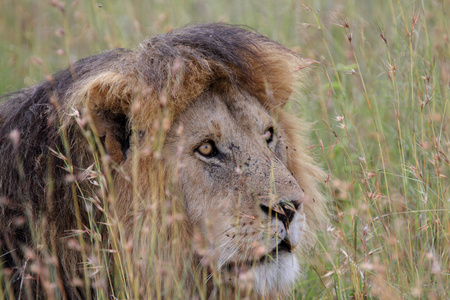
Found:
[259,238,293,263]
[224,238,293,272]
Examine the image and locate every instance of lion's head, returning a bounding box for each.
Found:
[165,89,308,295]
[0,23,326,298]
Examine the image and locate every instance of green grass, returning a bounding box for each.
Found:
[0,0,448,298]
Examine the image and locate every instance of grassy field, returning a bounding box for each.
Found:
[0,0,448,299]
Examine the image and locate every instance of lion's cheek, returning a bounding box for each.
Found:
[177,163,228,225]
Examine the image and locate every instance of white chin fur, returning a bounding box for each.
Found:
[251,252,299,296]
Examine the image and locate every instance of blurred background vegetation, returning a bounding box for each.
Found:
[0,0,448,298]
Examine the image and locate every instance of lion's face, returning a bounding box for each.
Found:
[164,88,306,295]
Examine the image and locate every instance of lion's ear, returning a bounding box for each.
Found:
[83,72,134,162]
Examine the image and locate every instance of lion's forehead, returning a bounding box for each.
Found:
[179,91,274,144]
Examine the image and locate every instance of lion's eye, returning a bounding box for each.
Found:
[196,141,217,157]
[264,127,274,144]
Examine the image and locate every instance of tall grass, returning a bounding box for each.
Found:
[0,0,448,298]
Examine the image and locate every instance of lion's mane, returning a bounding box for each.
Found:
[0,23,326,298]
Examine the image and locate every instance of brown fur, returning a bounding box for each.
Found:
[0,23,326,298]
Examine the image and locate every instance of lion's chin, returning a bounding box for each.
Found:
[252,251,299,296]
[222,250,300,296]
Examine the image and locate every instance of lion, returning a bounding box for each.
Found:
[0,23,326,299]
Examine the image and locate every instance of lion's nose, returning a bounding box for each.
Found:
[260,199,301,228]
